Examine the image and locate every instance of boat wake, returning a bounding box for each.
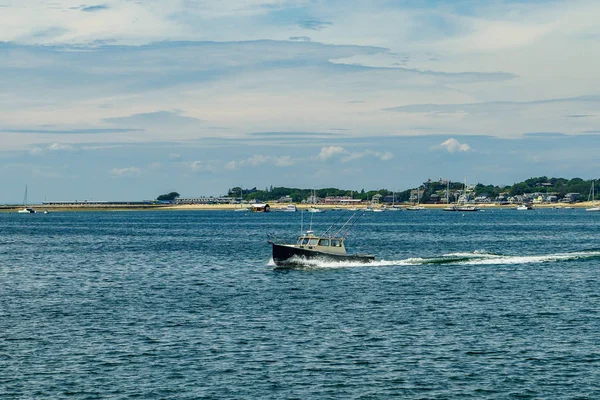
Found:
[269,250,600,269]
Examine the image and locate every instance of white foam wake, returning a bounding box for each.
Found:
[268,250,600,269]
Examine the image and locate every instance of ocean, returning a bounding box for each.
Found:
[1,209,599,399]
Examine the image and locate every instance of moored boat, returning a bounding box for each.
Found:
[17,185,36,214]
[586,180,600,212]
[275,204,297,212]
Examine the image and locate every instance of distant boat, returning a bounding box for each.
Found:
[455,179,479,212]
[516,204,533,211]
[406,187,425,210]
[586,180,600,212]
[306,206,325,213]
[17,185,36,214]
[275,204,297,212]
[234,186,249,211]
[443,180,457,211]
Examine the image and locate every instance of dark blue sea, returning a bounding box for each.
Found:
[1,209,599,399]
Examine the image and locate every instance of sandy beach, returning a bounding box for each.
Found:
[2,202,598,212]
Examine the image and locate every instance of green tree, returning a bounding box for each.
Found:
[157,192,180,201]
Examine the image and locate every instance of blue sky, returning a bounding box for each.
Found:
[1,0,599,202]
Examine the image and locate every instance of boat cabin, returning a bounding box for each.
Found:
[250,203,270,212]
[293,231,347,255]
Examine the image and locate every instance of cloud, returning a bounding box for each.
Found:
[299,20,333,31]
[341,150,394,163]
[384,96,600,114]
[189,161,216,172]
[28,142,77,155]
[317,146,348,161]
[103,111,202,127]
[80,4,109,13]
[273,155,294,167]
[48,143,75,152]
[289,36,311,42]
[249,131,339,137]
[3,128,142,135]
[110,167,141,177]
[225,154,296,170]
[439,138,472,153]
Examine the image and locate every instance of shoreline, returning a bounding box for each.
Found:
[1,202,597,212]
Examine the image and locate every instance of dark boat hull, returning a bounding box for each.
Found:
[271,244,375,267]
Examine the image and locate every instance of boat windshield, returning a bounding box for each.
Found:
[308,238,319,246]
[318,239,329,246]
[331,239,342,247]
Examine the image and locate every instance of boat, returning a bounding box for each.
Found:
[455,179,479,212]
[275,204,297,212]
[586,180,600,212]
[43,210,50,214]
[306,206,325,213]
[443,180,457,211]
[406,187,425,210]
[268,212,375,267]
[17,185,36,214]
[234,187,249,211]
[516,204,533,210]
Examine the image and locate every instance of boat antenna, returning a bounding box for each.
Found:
[300,206,304,235]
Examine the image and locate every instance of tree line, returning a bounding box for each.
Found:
[223,176,599,203]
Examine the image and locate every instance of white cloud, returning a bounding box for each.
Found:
[273,155,295,167]
[225,154,296,170]
[110,167,141,176]
[317,146,348,161]
[224,161,238,170]
[29,147,44,155]
[341,149,394,163]
[189,161,216,172]
[28,143,76,155]
[49,143,75,152]
[439,138,472,153]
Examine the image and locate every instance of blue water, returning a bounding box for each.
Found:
[1,209,599,399]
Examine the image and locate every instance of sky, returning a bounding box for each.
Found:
[1,0,599,202]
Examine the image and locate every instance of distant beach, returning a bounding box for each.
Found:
[1,202,597,212]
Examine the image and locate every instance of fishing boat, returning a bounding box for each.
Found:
[268,212,375,267]
[586,180,600,212]
[17,185,36,214]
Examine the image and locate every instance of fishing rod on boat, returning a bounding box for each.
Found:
[333,211,367,238]
[322,209,354,237]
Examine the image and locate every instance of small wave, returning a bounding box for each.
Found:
[268,250,600,269]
